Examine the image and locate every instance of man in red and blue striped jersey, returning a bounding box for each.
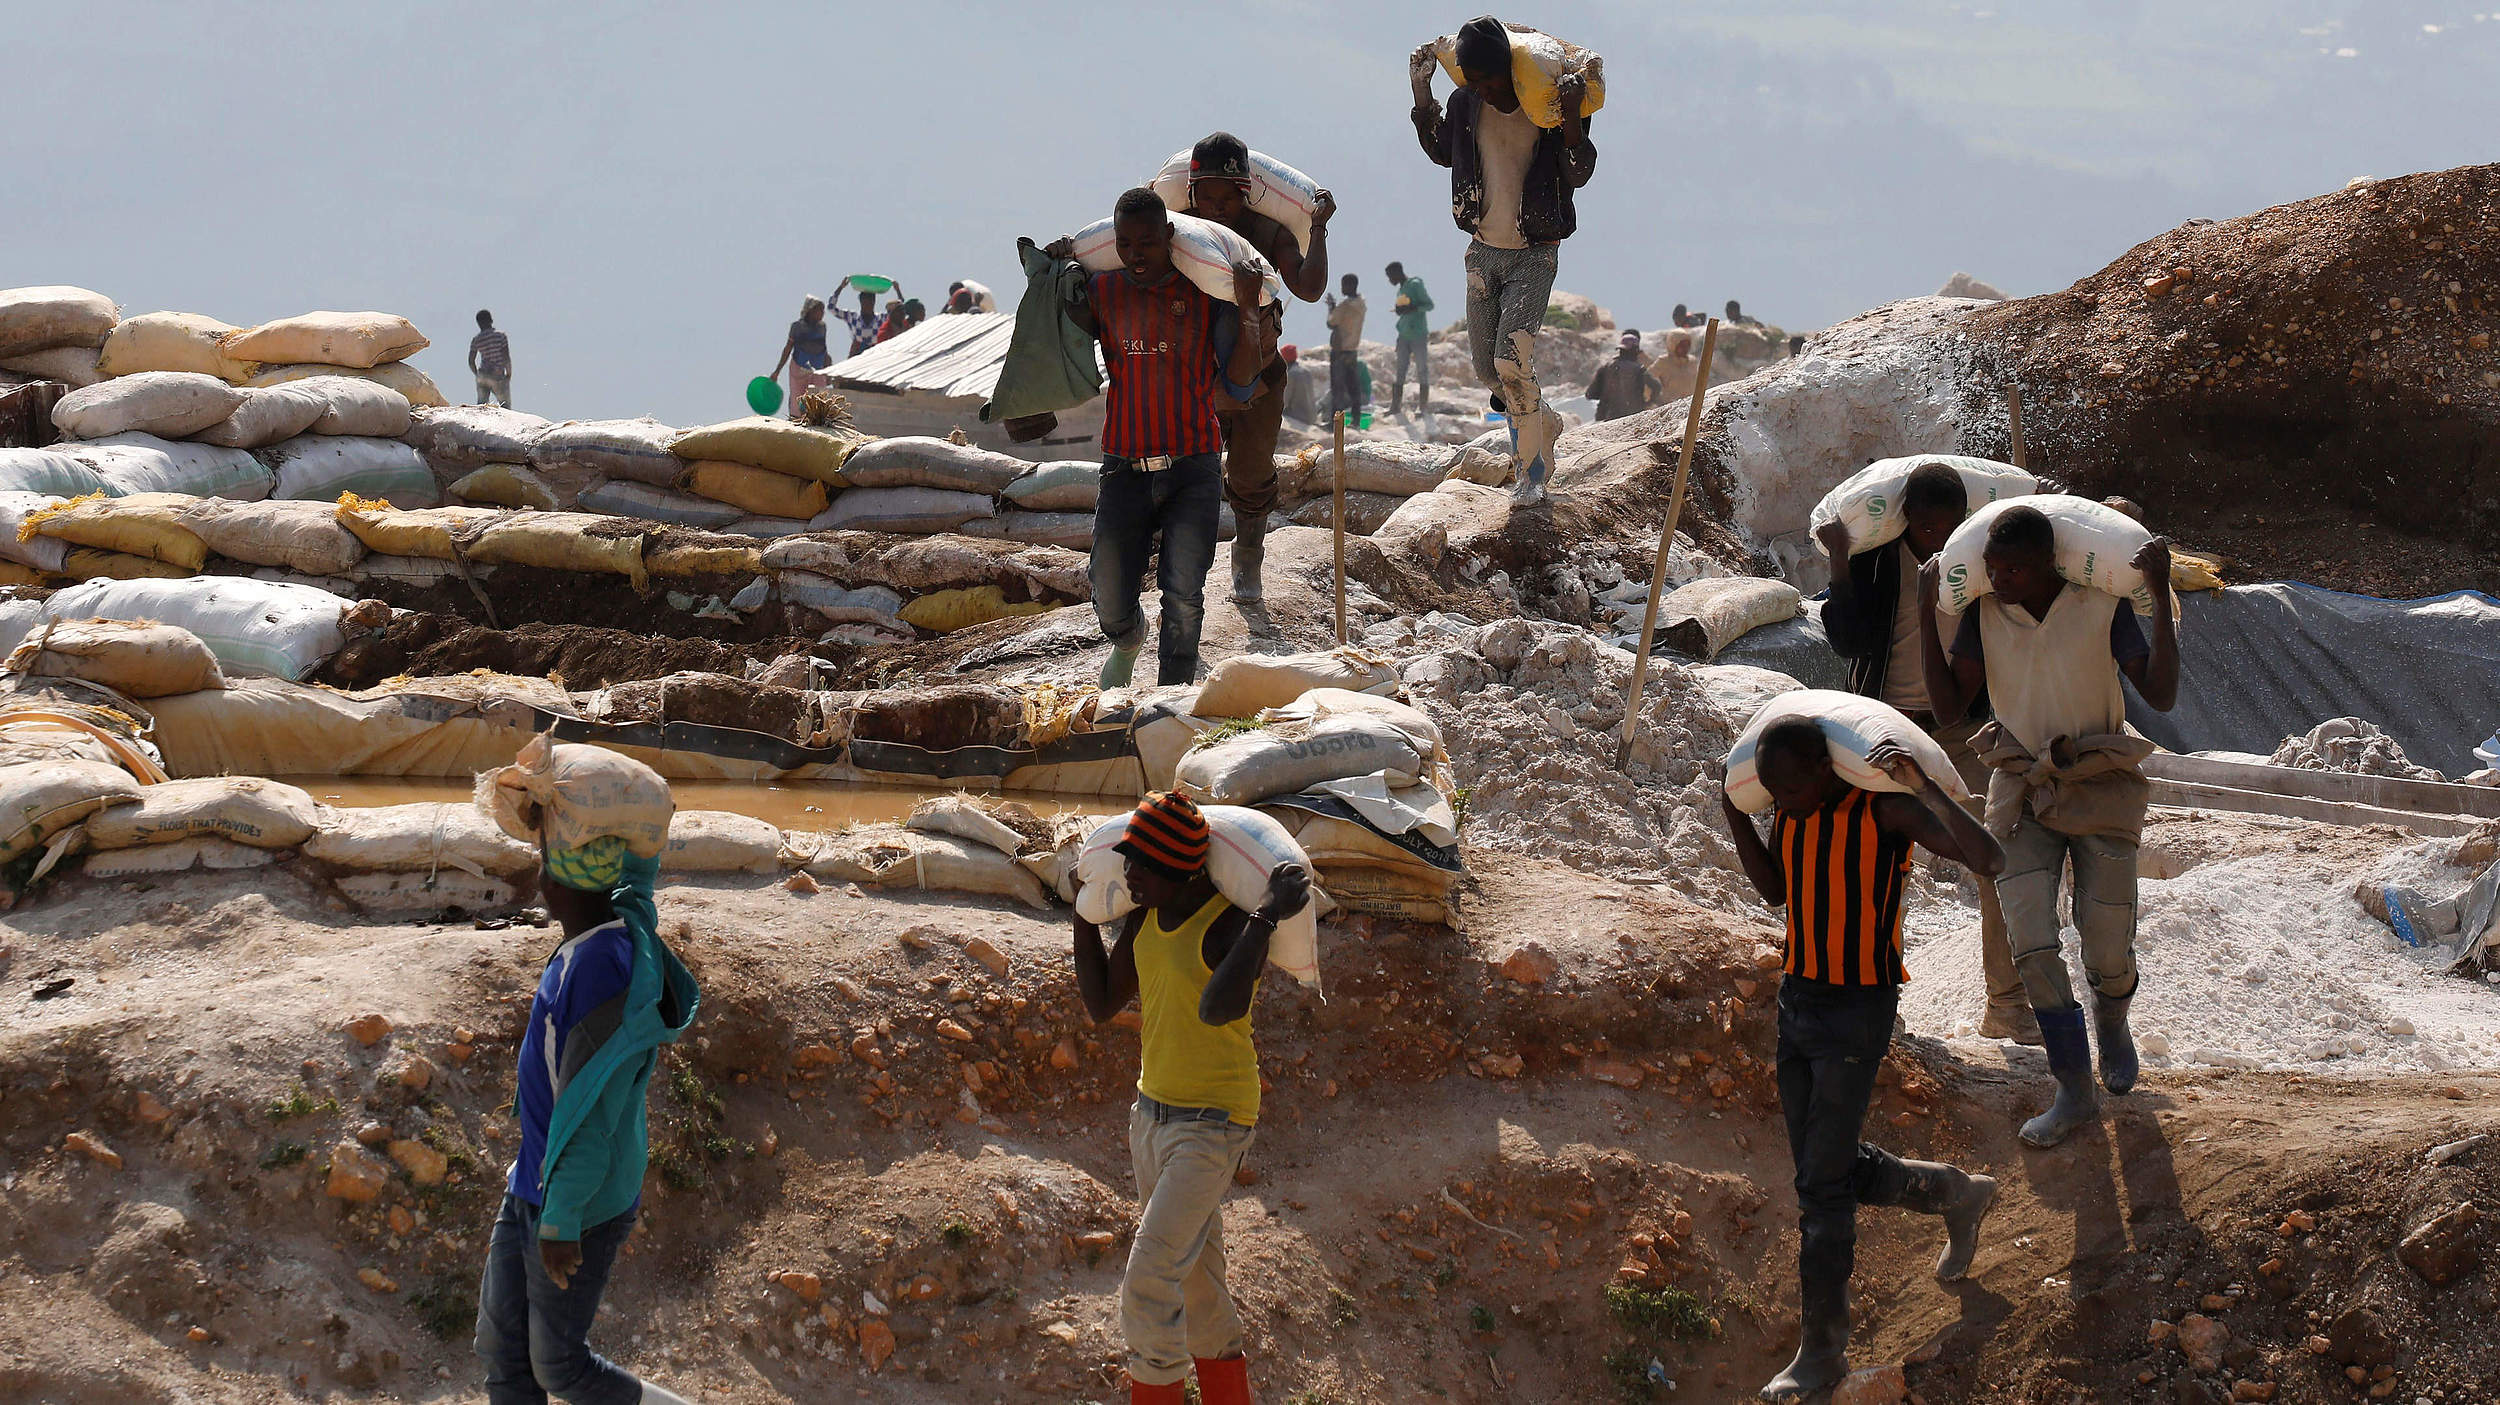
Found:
[1048,188,1272,688]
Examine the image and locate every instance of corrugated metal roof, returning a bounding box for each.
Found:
[828,315,1013,401]
[829,311,1105,404]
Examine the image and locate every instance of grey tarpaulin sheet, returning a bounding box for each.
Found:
[2126,584,2500,778]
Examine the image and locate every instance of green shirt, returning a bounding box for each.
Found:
[1393,277,1434,342]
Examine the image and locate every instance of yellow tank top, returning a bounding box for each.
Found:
[1134,892,1260,1126]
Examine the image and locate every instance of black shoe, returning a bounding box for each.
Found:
[1896,1160,1996,1282]
[2095,992,2139,1095]
[2021,1005,2102,1147]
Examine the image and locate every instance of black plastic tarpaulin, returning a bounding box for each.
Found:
[2126,583,2500,778]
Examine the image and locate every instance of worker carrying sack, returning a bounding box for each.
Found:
[1432,22,1606,128]
[1723,689,1969,816]
[476,733,675,860]
[1072,804,1323,988]
[1810,455,2037,555]
[1148,146,1325,253]
[1933,493,2162,617]
[1069,211,1285,307]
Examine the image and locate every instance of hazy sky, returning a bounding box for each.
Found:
[11,2,2493,425]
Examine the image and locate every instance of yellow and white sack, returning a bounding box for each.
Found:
[477,734,675,860]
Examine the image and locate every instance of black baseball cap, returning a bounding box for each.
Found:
[1190,132,1251,183]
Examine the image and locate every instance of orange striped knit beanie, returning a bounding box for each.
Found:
[1119,791,1212,875]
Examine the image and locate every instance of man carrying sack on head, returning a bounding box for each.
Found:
[472,737,703,1405]
[1072,791,1312,1404]
[1408,15,1597,505]
[1819,463,2039,1046]
[1174,131,1336,605]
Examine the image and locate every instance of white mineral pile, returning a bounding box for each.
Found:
[1899,830,2499,1075]
[2270,716,2445,782]
[1382,614,1751,907]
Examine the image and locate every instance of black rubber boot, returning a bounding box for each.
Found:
[1759,1264,1849,1401]
[2095,991,2139,1095]
[1229,513,1268,603]
[2020,1005,2102,1148]
[1896,1160,1997,1282]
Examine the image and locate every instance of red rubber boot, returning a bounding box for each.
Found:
[1129,1377,1187,1404]
[1194,1354,1254,1405]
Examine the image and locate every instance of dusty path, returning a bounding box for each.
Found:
[5,853,2494,1403]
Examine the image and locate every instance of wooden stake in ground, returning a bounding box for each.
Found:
[2007,380,2027,469]
[1615,318,1720,770]
[1332,410,1349,645]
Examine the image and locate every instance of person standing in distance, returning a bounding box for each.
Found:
[470,311,512,408]
[1384,260,1435,418]
[1323,274,1366,422]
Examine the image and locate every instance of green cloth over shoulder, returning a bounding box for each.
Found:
[982,238,1103,437]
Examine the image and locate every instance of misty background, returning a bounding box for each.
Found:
[9,1,2492,426]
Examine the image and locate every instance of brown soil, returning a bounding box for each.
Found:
[4,851,2494,1403]
[602,673,820,744]
[1966,163,2500,599]
[353,564,801,641]
[317,615,816,692]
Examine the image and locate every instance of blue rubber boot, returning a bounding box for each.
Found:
[2019,1005,2101,1148]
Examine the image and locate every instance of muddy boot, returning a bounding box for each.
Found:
[1509,407,1559,504]
[2095,991,2139,1095]
[1230,513,1268,603]
[1896,1160,1997,1282]
[2020,1005,2102,1148]
[1193,1354,1254,1405]
[1979,1001,2043,1046]
[1760,1270,1848,1401]
[1099,643,1141,690]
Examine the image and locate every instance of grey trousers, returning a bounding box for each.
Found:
[1998,818,2140,1009]
[1462,240,1557,405]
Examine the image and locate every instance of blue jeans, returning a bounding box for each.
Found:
[1776,978,1912,1304]
[1090,452,1222,686]
[475,1194,642,1405]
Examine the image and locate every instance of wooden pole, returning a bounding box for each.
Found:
[1331,411,1348,645]
[1615,318,1719,770]
[2007,380,2027,469]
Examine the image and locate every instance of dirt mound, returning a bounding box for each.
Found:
[317,614,810,691]
[1968,163,2500,597]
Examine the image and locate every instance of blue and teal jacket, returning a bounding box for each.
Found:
[507,854,700,1241]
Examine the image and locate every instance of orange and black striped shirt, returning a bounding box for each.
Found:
[1773,787,1914,986]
